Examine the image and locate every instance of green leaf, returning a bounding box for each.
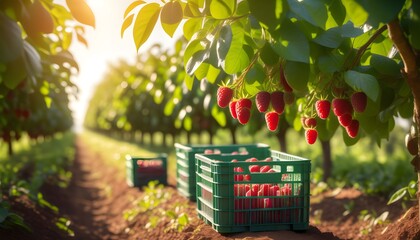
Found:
[273,20,310,63]
[211,104,227,127]
[341,0,368,27]
[161,1,183,25]
[342,126,360,146]
[340,21,363,38]
[184,39,205,68]
[206,65,221,83]
[210,0,235,19]
[283,61,309,92]
[318,51,345,73]
[194,62,209,80]
[326,0,345,28]
[178,213,189,226]
[161,22,181,37]
[260,43,279,65]
[121,14,134,38]
[313,27,343,48]
[408,1,420,49]
[223,22,249,74]
[287,0,328,29]
[248,0,282,29]
[0,12,23,62]
[183,18,203,40]
[23,41,42,77]
[184,116,192,131]
[184,73,195,91]
[184,1,202,17]
[124,0,145,18]
[245,64,265,85]
[66,0,96,28]
[371,38,393,56]
[361,0,404,27]
[344,70,380,101]
[387,187,407,205]
[132,3,161,50]
[217,25,232,62]
[186,50,209,75]
[3,55,27,89]
[370,54,400,77]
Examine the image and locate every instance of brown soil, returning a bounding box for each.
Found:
[1,136,419,240]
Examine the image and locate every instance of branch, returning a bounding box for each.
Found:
[350,25,387,69]
[387,19,420,89]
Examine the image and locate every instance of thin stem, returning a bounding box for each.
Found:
[348,25,387,69]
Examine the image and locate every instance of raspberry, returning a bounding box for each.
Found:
[305,117,317,128]
[338,113,352,127]
[265,111,279,132]
[237,107,251,125]
[229,101,237,119]
[271,91,285,114]
[346,119,359,138]
[280,66,293,92]
[217,86,233,108]
[236,98,252,110]
[351,92,367,113]
[332,98,352,117]
[283,92,295,105]
[305,128,318,145]
[255,91,271,113]
[315,99,331,119]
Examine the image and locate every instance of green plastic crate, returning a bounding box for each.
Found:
[126,154,168,187]
[195,150,310,233]
[174,143,270,201]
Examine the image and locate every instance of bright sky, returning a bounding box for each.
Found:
[69,0,180,131]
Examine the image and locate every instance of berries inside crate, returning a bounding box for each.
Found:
[174,143,270,201]
[195,150,311,233]
[125,154,168,187]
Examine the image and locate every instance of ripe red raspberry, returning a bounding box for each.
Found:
[315,99,331,119]
[217,86,233,108]
[237,107,251,125]
[236,98,252,110]
[338,113,352,127]
[305,128,318,145]
[229,101,237,119]
[332,98,352,117]
[346,119,359,138]
[255,91,271,113]
[265,111,279,132]
[351,92,367,113]
[280,66,293,92]
[271,91,285,114]
[283,92,295,105]
[305,117,317,128]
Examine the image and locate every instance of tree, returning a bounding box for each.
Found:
[0,0,95,155]
[122,0,420,220]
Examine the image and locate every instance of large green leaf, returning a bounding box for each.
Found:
[370,54,400,77]
[3,55,27,89]
[283,61,309,92]
[23,41,42,78]
[186,49,209,75]
[216,25,232,62]
[183,39,205,68]
[183,18,203,40]
[223,22,249,74]
[326,0,346,28]
[160,1,183,37]
[341,0,368,26]
[360,0,405,27]
[313,27,343,48]
[344,70,380,101]
[210,0,235,19]
[371,37,393,56]
[287,0,328,29]
[318,51,345,73]
[206,65,221,84]
[211,104,227,127]
[124,0,145,18]
[273,21,310,63]
[260,43,279,65]
[0,12,23,63]
[248,0,283,29]
[132,3,161,50]
[408,0,420,49]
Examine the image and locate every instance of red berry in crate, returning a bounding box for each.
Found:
[270,185,280,196]
[332,98,352,117]
[256,91,271,113]
[265,111,279,132]
[264,198,273,208]
[271,91,285,114]
[217,86,233,108]
[249,165,260,173]
[351,92,367,113]
[304,117,317,128]
[243,174,251,181]
[260,184,270,196]
[236,98,252,110]
[236,107,251,125]
[338,113,352,127]
[305,128,318,145]
[260,165,272,173]
[283,92,295,105]
[315,99,331,119]
[346,119,359,138]
[229,101,238,119]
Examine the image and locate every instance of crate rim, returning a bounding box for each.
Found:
[174,142,270,151]
[195,150,310,163]
[126,154,168,161]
